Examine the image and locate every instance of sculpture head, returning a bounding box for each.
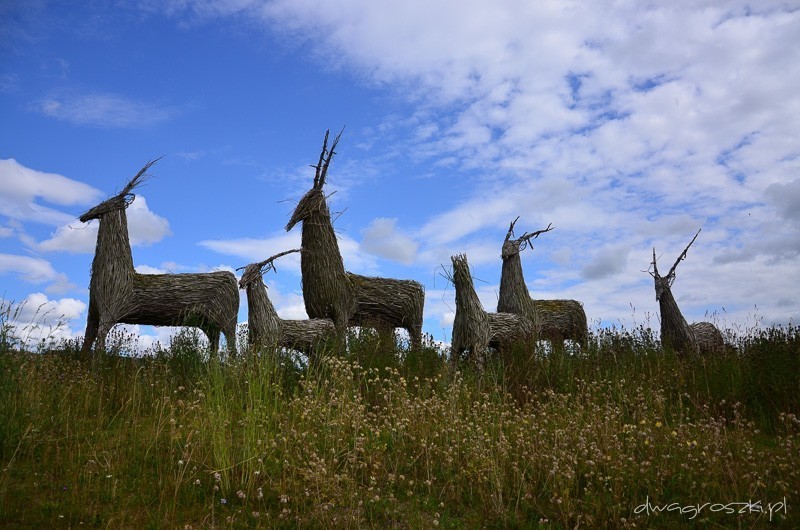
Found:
[237,249,302,289]
[501,217,553,260]
[651,251,673,302]
[285,129,342,232]
[78,159,159,223]
[285,186,328,231]
[650,229,701,302]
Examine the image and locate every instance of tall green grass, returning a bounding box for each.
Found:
[0,310,797,528]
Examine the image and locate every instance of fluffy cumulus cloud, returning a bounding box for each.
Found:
[38,195,171,253]
[0,158,101,225]
[360,217,419,265]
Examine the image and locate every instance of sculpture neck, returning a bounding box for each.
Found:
[91,208,135,283]
[498,252,535,317]
[300,209,348,278]
[245,281,282,346]
[657,285,696,353]
[454,263,485,316]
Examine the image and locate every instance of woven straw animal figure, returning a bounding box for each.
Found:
[238,249,335,358]
[451,253,534,367]
[650,229,724,356]
[497,218,588,348]
[286,130,425,350]
[80,160,239,356]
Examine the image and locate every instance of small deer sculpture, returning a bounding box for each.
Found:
[238,249,335,357]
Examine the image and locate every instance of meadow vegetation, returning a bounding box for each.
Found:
[1,301,798,528]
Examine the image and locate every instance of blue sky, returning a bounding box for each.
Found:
[2,1,799,349]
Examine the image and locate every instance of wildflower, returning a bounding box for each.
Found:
[194,479,201,486]
[655,421,662,428]
[671,431,677,437]
[220,498,227,505]
[237,490,246,500]
[214,472,221,482]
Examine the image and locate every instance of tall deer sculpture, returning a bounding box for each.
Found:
[238,249,335,357]
[497,218,588,347]
[80,160,239,356]
[451,253,534,367]
[650,229,724,356]
[285,130,425,349]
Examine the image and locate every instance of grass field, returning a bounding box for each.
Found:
[1,309,798,528]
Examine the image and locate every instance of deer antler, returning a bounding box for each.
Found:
[665,228,701,281]
[237,248,302,288]
[120,157,162,200]
[517,223,554,252]
[504,216,520,244]
[312,127,344,190]
[650,247,660,278]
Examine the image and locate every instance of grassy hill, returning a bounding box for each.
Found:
[1,322,798,528]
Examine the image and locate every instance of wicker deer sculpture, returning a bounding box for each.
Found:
[650,229,724,356]
[238,249,335,357]
[497,218,588,347]
[285,130,425,349]
[80,160,239,356]
[451,253,534,367]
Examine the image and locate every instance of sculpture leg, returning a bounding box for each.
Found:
[223,324,237,357]
[409,324,423,351]
[94,320,114,355]
[204,327,220,357]
[81,300,99,355]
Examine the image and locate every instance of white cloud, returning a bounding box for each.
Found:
[38,195,171,253]
[4,293,87,349]
[0,158,101,225]
[262,279,309,320]
[135,264,168,274]
[31,92,179,128]
[765,178,800,225]
[16,292,86,323]
[0,253,59,283]
[131,2,800,329]
[360,217,418,265]
[201,228,379,275]
[581,244,630,281]
[199,231,304,271]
